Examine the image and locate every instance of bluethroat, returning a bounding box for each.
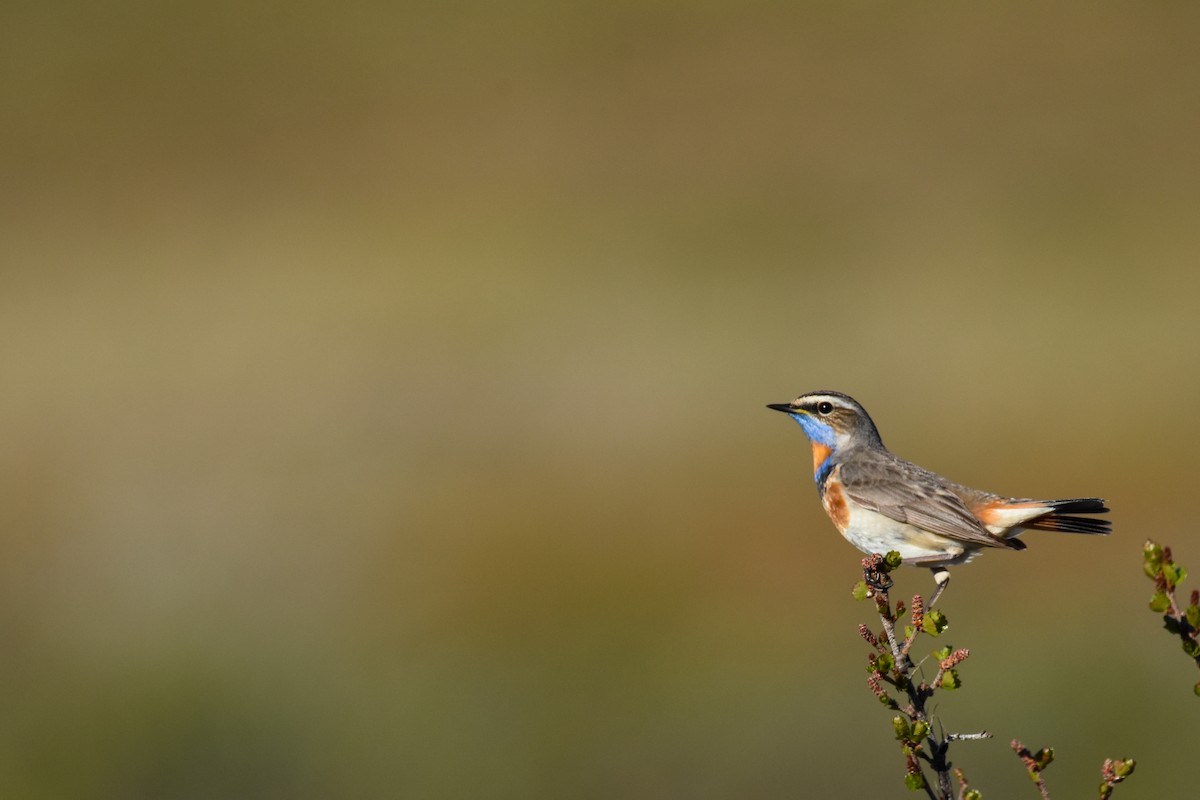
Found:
[768,391,1110,605]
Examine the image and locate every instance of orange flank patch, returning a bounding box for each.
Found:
[821,475,851,530]
[810,442,833,478]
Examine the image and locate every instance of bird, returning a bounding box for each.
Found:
[767,390,1109,605]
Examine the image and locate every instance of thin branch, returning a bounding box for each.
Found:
[1011,739,1053,800]
[1143,540,1200,685]
[855,551,1133,798]
[858,554,961,799]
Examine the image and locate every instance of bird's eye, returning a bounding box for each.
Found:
[817,401,834,415]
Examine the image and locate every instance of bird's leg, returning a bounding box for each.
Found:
[927,567,950,607]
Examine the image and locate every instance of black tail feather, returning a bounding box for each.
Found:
[1026,515,1112,535]
[1026,497,1111,535]
[1041,498,1110,515]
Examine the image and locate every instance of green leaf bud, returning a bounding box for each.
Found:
[1149,591,1170,613]
[1163,563,1187,589]
[1144,540,1164,563]
[923,610,948,636]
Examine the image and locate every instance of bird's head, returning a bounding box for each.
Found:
[766,390,883,452]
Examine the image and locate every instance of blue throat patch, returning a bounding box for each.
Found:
[788,413,836,446]
[788,413,837,486]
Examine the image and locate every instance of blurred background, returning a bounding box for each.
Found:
[2,2,1198,797]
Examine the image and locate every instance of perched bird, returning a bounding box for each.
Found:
[767,391,1109,605]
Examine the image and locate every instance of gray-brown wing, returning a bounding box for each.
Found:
[838,456,1015,549]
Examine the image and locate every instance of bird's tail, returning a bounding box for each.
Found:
[1020,498,1111,535]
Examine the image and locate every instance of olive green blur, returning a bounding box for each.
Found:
[3,2,1198,797]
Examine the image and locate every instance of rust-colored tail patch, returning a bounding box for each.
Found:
[972,499,1046,528]
[1024,515,1112,534]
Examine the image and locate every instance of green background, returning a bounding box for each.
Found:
[3,2,1197,797]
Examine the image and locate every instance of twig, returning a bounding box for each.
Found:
[1011,739,1053,800]
[854,551,1134,798]
[857,553,969,799]
[1099,758,1136,799]
[1143,540,1200,693]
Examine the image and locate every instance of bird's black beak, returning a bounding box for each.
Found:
[766,403,795,414]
